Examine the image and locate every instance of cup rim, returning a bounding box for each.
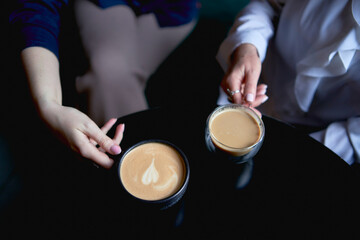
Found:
[207,104,265,152]
[117,139,190,204]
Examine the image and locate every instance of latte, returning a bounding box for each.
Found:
[207,105,264,157]
[119,142,186,201]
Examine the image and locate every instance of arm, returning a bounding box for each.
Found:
[9,0,69,58]
[216,0,278,106]
[11,1,124,168]
[21,47,124,168]
[217,0,277,68]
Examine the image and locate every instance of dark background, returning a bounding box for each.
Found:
[2,1,360,239]
[1,0,250,233]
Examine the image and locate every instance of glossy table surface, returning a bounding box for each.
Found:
[2,104,359,240]
[106,105,359,239]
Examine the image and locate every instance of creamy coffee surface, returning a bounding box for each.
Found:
[210,109,260,151]
[120,142,185,201]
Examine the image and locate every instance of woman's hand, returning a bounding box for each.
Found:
[221,43,268,108]
[39,102,124,169]
[21,47,124,168]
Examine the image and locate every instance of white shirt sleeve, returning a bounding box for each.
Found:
[216,0,277,71]
[310,117,360,165]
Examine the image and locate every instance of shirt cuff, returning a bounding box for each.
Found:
[310,118,360,165]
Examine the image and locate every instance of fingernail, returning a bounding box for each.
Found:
[258,88,267,95]
[261,96,269,103]
[110,145,121,155]
[246,93,254,102]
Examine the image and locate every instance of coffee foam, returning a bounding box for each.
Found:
[209,107,261,156]
[141,158,159,185]
[120,142,185,201]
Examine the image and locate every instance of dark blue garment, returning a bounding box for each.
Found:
[91,0,198,27]
[9,0,198,58]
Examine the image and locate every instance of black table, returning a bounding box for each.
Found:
[2,105,359,240]
[105,105,359,239]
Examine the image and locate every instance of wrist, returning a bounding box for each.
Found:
[232,43,259,60]
[36,98,62,120]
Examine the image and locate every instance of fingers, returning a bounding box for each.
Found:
[243,70,258,103]
[101,118,118,133]
[45,106,124,169]
[86,121,121,156]
[89,118,117,145]
[80,144,115,169]
[223,44,261,104]
[82,120,125,169]
[225,78,268,107]
[95,120,125,156]
[257,83,268,94]
[223,65,261,105]
[250,106,262,118]
[225,70,244,104]
[113,123,125,145]
[252,84,269,107]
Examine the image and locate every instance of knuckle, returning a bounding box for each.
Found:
[247,68,260,78]
[98,135,112,149]
[78,147,91,160]
[83,120,96,131]
[73,138,93,159]
[77,143,92,159]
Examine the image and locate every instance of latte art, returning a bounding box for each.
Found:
[120,142,186,201]
[141,158,179,193]
[142,158,159,185]
[153,166,179,191]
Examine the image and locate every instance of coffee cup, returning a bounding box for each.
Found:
[205,104,265,164]
[117,139,190,210]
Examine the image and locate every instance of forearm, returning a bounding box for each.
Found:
[21,46,62,115]
[216,0,276,71]
[20,47,123,168]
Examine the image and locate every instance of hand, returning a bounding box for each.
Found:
[20,47,124,168]
[39,102,124,169]
[221,43,268,107]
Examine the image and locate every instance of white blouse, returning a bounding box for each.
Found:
[217,0,360,165]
